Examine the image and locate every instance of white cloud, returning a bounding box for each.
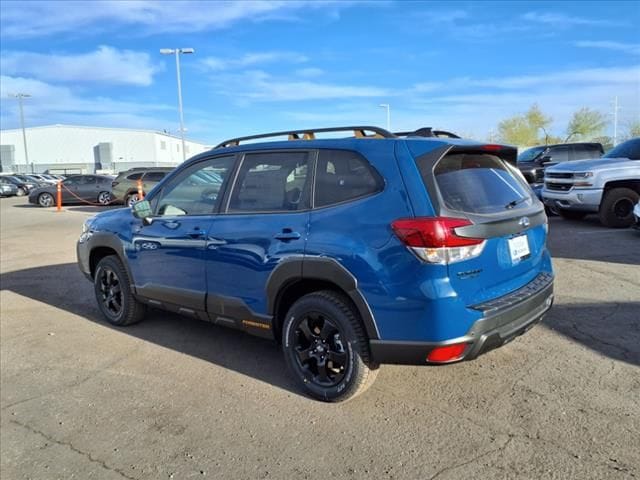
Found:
[0,75,173,130]
[521,11,622,27]
[575,41,640,55]
[217,70,392,101]
[1,46,162,86]
[0,0,356,38]
[200,52,308,71]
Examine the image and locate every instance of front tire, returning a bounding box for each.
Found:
[558,209,588,220]
[16,187,26,197]
[599,187,639,228]
[38,192,55,208]
[94,255,146,326]
[282,290,378,402]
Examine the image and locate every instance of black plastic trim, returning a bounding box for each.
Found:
[136,284,205,311]
[266,256,380,340]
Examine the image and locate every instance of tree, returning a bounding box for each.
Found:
[624,120,640,140]
[497,104,553,146]
[565,108,607,142]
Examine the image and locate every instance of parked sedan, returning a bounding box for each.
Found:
[0,177,19,197]
[2,175,37,196]
[28,175,113,207]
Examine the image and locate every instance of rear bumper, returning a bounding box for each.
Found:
[370,272,554,365]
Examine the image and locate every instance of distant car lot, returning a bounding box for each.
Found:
[1,195,638,479]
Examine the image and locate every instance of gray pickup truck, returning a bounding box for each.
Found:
[542,138,640,227]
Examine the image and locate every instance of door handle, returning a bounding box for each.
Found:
[274,230,301,241]
[188,227,205,239]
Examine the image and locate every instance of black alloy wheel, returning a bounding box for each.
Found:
[93,255,146,326]
[282,291,378,402]
[293,312,348,387]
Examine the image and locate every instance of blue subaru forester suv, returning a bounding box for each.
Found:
[78,126,554,402]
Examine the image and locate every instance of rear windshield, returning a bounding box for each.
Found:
[428,153,532,214]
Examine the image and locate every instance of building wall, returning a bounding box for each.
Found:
[0,125,210,174]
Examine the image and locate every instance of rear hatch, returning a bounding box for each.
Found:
[415,145,548,305]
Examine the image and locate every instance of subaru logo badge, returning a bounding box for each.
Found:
[519,217,530,228]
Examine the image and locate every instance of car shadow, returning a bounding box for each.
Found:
[1,263,300,397]
[1,263,638,380]
[547,216,640,265]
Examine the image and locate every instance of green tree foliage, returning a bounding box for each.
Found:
[565,108,607,142]
[497,104,553,146]
[624,120,640,140]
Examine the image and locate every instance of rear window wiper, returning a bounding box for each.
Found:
[505,197,529,209]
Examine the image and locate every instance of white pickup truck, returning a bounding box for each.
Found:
[542,138,640,227]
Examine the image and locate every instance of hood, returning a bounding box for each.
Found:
[545,158,635,172]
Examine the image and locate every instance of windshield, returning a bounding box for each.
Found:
[517,146,545,162]
[603,138,640,160]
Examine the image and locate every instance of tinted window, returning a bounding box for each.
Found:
[430,153,532,214]
[604,138,640,160]
[155,156,234,216]
[228,152,310,213]
[549,146,569,162]
[517,147,545,162]
[570,145,601,161]
[143,171,167,182]
[126,172,143,181]
[315,150,382,208]
[63,176,80,185]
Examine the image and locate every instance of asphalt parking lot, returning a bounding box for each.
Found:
[1,195,638,480]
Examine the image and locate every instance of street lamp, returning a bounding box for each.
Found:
[160,47,195,162]
[9,93,31,173]
[379,103,391,131]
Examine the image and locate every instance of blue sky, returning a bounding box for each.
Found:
[1,0,638,145]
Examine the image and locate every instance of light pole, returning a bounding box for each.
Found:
[9,93,31,173]
[379,104,391,131]
[611,96,621,147]
[160,48,194,162]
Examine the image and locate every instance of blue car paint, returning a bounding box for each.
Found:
[84,137,553,345]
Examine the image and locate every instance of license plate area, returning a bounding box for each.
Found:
[508,234,530,263]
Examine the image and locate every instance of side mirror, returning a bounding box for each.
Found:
[131,200,153,225]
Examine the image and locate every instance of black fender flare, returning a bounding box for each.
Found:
[86,232,135,287]
[266,256,380,340]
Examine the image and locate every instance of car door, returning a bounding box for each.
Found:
[205,150,313,334]
[61,176,82,202]
[77,175,100,201]
[126,156,236,314]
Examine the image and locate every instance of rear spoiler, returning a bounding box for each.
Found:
[449,144,518,166]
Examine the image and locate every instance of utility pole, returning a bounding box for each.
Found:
[379,104,391,131]
[160,48,195,162]
[612,96,621,146]
[9,93,31,173]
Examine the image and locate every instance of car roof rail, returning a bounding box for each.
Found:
[214,125,396,149]
[394,127,461,139]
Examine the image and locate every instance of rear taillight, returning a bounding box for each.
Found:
[112,181,119,187]
[391,217,485,264]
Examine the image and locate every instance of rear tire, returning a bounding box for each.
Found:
[558,209,588,220]
[599,187,639,228]
[97,191,112,205]
[126,193,140,207]
[282,290,378,402]
[94,255,146,326]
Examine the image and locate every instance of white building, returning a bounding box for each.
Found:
[0,124,211,174]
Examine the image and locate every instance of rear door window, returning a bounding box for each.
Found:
[314,149,382,207]
[227,151,311,213]
[427,153,532,215]
[143,171,167,182]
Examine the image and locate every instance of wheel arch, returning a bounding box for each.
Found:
[603,179,640,194]
[267,257,380,343]
[87,233,133,283]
